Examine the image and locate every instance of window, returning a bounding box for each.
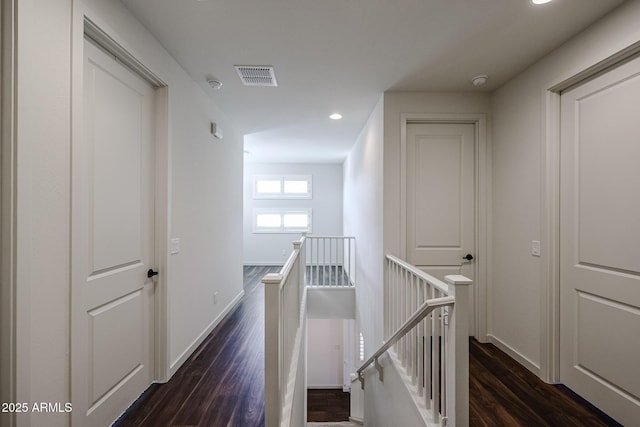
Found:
[253,175,312,199]
[253,208,312,233]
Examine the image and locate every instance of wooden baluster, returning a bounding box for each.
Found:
[418,278,425,397]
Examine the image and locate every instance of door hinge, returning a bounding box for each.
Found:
[442,416,448,427]
[442,307,450,326]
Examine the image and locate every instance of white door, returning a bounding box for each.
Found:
[406,123,475,330]
[72,38,156,426]
[560,54,640,426]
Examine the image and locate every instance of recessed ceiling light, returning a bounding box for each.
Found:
[329,113,343,120]
[532,0,553,4]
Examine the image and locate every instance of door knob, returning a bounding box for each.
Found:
[463,254,474,261]
[147,269,159,278]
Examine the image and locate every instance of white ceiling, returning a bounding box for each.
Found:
[122,0,624,163]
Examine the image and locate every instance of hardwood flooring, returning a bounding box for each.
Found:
[469,339,622,427]
[114,265,623,427]
[307,389,350,422]
[113,265,279,427]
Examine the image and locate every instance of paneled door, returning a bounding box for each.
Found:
[406,123,475,330]
[72,38,156,426]
[560,54,640,426]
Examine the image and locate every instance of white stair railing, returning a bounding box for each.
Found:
[305,235,355,287]
[262,236,307,427]
[356,255,471,427]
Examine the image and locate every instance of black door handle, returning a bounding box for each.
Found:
[147,269,159,278]
[463,254,474,261]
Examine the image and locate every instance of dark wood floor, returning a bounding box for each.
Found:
[113,265,279,427]
[469,339,622,427]
[307,389,350,422]
[114,265,623,427]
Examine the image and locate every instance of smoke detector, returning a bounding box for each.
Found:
[234,65,278,87]
[471,75,488,87]
[207,78,223,90]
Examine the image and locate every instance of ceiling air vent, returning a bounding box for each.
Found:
[234,65,278,87]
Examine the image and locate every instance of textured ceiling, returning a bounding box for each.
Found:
[122,0,625,163]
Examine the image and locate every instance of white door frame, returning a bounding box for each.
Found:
[399,113,489,341]
[70,14,171,388]
[0,1,17,426]
[541,40,640,384]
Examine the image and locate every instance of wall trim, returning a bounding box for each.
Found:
[307,386,345,389]
[540,42,640,384]
[399,113,490,341]
[487,334,541,376]
[0,1,17,425]
[84,17,165,88]
[169,290,245,376]
[243,262,286,267]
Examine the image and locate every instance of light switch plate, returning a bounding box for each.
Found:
[532,240,541,257]
[170,238,181,255]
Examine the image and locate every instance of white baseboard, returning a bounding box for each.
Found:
[243,262,285,267]
[487,334,541,376]
[307,385,344,390]
[169,290,245,376]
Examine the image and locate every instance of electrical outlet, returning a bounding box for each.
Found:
[213,291,219,305]
[282,249,286,257]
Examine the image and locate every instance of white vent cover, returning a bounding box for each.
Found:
[234,65,278,87]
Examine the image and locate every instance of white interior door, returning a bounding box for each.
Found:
[72,38,156,426]
[560,54,640,426]
[406,123,475,331]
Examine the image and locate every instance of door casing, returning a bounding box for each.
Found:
[541,40,640,384]
[399,113,489,341]
[0,1,17,426]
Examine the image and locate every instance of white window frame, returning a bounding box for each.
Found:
[253,208,313,234]
[253,174,313,199]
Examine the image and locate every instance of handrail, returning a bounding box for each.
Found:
[277,242,301,287]
[386,254,449,295]
[356,295,455,382]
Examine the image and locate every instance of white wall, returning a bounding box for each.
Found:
[346,92,490,425]
[9,1,243,425]
[351,92,490,426]
[307,319,344,388]
[307,288,355,319]
[342,96,386,424]
[13,2,73,426]
[490,0,640,380]
[243,162,343,265]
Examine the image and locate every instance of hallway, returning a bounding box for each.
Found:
[113,266,276,427]
[113,266,622,427]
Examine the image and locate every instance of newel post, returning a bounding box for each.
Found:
[262,273,283,427]
[298,235,306,287]
[444,275,472,427]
